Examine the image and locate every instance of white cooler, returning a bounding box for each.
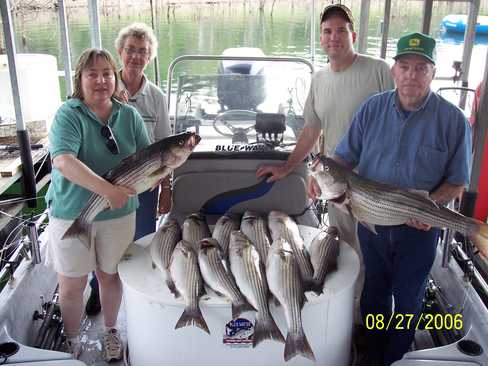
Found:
[118,225,359,366]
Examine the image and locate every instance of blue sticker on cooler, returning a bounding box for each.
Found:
[223,318,254,347]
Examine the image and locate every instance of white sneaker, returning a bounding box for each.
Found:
[61,339,82,359]
[103,328,123,362]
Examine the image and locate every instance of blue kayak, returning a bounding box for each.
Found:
[442,14,488,34]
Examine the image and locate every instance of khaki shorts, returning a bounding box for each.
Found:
[46,213,135,277]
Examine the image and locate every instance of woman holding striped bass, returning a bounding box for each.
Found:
[45,48,150,362]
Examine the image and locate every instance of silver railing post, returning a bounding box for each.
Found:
[357,0,370,54]
[460,0,481,109]
[88,0,102,48]
[380,0,392,59]
[58,0,73,97]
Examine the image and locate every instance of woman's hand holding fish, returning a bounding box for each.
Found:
[103,184,136,210]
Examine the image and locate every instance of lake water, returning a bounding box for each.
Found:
[4,0,488,107]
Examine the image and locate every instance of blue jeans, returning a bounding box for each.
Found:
[358,224,440,366]
[134,189,158,241]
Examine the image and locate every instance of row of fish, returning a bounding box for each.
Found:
[149,211,340,361]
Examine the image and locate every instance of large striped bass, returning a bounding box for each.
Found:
[182,213,211,251]
[309,227,340,294]
[149,219,181,293]
[229,231,284,347]
[240,211,271,263]
[212,213,240,259]
[197,238,253,319]
[311,156,488,262]
[62,132,200,248]
[169,240,209,334]
[266,238,315,362]
[267,211,314,289]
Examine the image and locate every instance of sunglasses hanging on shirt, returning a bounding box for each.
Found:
[100,125,120,154]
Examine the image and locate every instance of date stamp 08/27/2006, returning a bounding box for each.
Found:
[364,313,463,331]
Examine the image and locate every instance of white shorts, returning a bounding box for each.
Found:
[46,213,135,277]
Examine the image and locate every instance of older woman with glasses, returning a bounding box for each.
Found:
[115,23,172,237]
[84,23,172,321]
[45,48,150,362]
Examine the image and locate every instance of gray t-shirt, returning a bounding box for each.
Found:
[119,74,171,144]
[304,53,394,155]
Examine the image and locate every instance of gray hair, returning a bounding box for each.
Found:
[115,23,158,60]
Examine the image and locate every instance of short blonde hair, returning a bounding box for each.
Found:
[72,48,120,100]
[115,23,158,60]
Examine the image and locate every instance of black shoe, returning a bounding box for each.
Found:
[85,288,101,316]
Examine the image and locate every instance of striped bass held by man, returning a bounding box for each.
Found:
[62,132,200,248]
[310,156,488,263]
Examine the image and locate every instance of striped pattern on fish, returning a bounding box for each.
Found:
[212,214,239,258]
[169,240,209,334]
[309,227,340,294]
[267,211,314,288]
[266,239,315,362]
[311,157,488,262]
[229,231,284,347]
[61,132,200,248]
[149,219,181,292]
[198,238,253,319]
[182,213,211,250]
[240,211,271,262]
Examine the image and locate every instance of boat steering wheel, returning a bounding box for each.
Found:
[213,110,257,144]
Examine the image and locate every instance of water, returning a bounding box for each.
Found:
[3,0,488,102]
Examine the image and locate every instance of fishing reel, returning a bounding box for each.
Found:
[255,113,286,147]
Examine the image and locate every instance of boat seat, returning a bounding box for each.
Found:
[172,151,309,218]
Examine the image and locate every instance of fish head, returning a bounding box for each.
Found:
[309,156,348,200]
[242,210,260,224]
[198,238,220,254]
[267,210,287,222]
[229,230,252,254]
[326,226,339,238]
[162,219,180,231]
[160,132,201,169]
[174,239,194,258]
[185,213,207,228]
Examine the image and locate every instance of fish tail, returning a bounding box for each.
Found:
[469,221,488,263]
[231,298,255,319]
[284,331,316,362]
[175,306,210,334]
[253,313,285,347]
[61,218,91,249]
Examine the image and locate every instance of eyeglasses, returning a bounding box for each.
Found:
[101,125,119,154]
[123,47,149,56]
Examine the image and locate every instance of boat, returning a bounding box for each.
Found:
[441,14,488,35]
[1,1,488,365]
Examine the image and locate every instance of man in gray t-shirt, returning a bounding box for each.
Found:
[256,3,394,321]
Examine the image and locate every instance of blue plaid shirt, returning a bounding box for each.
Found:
[335,90,472,192]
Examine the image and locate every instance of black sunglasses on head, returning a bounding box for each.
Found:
[100,125,119,154]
